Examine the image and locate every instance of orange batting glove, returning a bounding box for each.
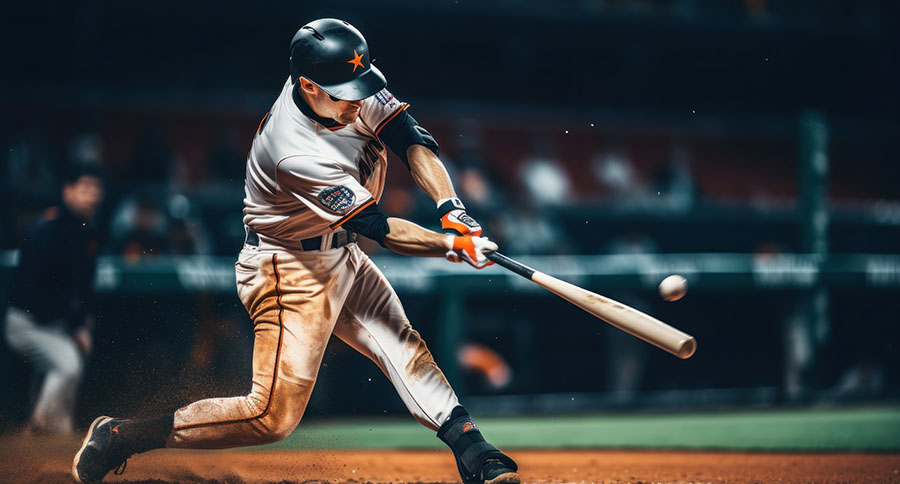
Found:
[446,235,498,269]
[438,197,483,236]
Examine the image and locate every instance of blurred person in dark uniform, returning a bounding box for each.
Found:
[4,165,103,433]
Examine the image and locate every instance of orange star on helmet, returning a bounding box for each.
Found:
[347,50,365,72]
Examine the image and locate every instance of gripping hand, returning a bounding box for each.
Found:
[446,235,498,269]
[438,198,482,236]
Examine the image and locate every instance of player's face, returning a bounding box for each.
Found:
[63,175,103,220]
[300,79,363,125]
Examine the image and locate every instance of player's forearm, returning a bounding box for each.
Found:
[407,144,456,202]
[383,217,452,257]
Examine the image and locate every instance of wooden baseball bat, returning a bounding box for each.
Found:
[487,252,697,359]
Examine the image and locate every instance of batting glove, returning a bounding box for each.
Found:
[438,198,483,236]
[447,235,498,269]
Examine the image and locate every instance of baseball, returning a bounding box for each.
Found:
[659,275,688,301]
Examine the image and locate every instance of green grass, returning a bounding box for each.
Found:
[261,406,900,452]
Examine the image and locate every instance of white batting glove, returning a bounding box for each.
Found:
[446,235,498,269]
[438,197,483,236]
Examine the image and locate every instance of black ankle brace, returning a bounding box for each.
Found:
[437,406,517,483]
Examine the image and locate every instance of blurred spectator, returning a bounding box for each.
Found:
[505,136,575,254]
[593,145,648,205]
[498,202,571,255]
[519,137,573,207]
[650,141,697,211]
[4,164,104,434]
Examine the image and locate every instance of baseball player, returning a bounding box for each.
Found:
[73,18,519,484]
[6,165,102,434]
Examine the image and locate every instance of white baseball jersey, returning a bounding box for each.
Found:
[168,77,461,451]
[243,78,408,245]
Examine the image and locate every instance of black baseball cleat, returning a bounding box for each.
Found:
[482,458,521,484]
[72,416,130,484]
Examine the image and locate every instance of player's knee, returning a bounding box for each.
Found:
[245,378,312,443]
[257,410,302,443]
[247,393,306,443]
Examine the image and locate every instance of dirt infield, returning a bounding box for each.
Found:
[4,434,899,484]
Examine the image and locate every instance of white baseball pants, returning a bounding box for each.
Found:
[5,306,83,434]
[168,243,459,448]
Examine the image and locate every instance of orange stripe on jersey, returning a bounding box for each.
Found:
[329,198,375,229]
[257,110,270,135]
[374,104,410,136]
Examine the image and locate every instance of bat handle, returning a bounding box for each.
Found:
[487,252,536,279]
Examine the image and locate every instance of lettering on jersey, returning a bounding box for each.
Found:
[374,89,394,105]
[356,138,386,185]
[317,186,356,214]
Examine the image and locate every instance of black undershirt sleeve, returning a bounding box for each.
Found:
[342,202,391,247]
[377,110,440,169]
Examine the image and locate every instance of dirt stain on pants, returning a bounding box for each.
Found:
[169,244,458,448]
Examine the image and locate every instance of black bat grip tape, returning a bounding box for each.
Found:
[487,252,535,279]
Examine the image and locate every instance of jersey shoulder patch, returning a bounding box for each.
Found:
[317,186,356,214]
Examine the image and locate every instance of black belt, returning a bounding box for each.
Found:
[245,229,357,251]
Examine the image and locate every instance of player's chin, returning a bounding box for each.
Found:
[337,108,361,124]
[338,113,359,124]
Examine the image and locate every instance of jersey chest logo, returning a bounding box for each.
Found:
[356,138,385,185]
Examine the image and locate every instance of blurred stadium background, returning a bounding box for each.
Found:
[1,0,899,451]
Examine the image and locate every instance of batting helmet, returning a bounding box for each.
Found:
[289,18,387,101]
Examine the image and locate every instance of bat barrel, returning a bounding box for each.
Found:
[487,252,697,359]
[530,270,698,359]
[674,336,697,359]
[591,298,697,359]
